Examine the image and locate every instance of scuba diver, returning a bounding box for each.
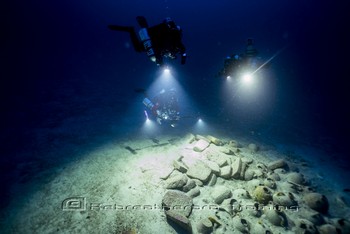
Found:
[135,88,180,127]
[242,38,259,69]
[108,16,187,66]
[217,38,260,78]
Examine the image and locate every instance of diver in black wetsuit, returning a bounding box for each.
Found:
[108,16,187,66]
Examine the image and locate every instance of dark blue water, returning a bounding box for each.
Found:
[1,0,349,229]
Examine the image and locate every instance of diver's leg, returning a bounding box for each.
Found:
[108,25,133,32]
[136,16,149,28]
[129,29,144,52]
[134,88,148,97]
[108,25,143,52]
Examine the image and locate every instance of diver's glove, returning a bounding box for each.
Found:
[181,53,187,64]
[156,55,163,66]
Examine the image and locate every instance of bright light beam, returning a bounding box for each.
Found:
[193,117,212,135]
[195,117,205,129]
[142,116,157,134]
[251,45,289,75]
[144,110,149,120]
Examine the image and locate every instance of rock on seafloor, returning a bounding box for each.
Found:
[193,139,210,152]
[186,161,212,183]
[155,134,350,234]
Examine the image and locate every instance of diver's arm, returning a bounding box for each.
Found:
[108,25,132,32]
[134,88,149,97]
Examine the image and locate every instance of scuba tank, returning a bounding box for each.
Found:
[245,38,258,58]
[138,28,156,62]
[143,98,154,109]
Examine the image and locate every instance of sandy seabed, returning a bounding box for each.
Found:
[1,132,350,234]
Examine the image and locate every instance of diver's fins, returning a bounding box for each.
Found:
[108,25,134,32]
[135,88,148,97]
[136,16,149,28]
[135,88,146,93]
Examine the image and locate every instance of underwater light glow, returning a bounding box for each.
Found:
[242,73,253,84]
[193,117,211,134]
[144,110,153,127]
[164,67,170,73]
[251,44,289,75]
[142,117,158,134]
[195,117,205,128]
[147,66,182,97]
[158,66,172,80]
